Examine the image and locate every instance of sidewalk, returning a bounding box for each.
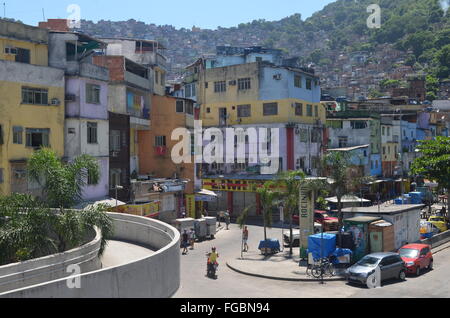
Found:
[227,241,450,282]
[226,249,346,282]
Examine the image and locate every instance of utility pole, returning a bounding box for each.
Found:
[3,3,6,19]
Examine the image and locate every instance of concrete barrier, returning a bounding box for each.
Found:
[0,226,101,293]
[0,213,180,298]
[421,230,450,249]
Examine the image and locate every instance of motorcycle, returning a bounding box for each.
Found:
[206,253,219,279]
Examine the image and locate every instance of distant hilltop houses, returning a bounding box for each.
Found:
[0,17,449,224]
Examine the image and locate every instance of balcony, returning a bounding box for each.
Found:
[129,108,150,130]
[125,71,151,90]
[66,61,109,81]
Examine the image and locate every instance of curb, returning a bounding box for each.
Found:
[226,261,346,282]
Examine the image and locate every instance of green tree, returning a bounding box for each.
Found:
[256,182,281,249]
[28,148,100,209]
[0,149,114,266]
[411,137,450,214]
[276,170,305,256]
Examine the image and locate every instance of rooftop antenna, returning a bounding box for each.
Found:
[3,2,6,19]
[42,8,45,21]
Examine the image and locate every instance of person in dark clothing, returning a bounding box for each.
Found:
[182,230,189,255]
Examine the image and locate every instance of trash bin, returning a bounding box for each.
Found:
[204,217,217,239]
[172,218,195,234]
[194,218,208,241]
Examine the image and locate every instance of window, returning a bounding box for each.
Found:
[238,78,251,90]
[295,103,303,116]
[205,82,208,89]
[86,84,101,104]
[26,128,50,148]
[382,127,385,135]
[237,104,251,117]
[161,72,165,85]
[155,136,167,147]
[314,105,319,117]
[87,122,98,144]
[256,57,262,62]
[13,126,23,144]
[155,70,159,84]
[214,81,226,93]
[185,83,196,98]
[15,48,30,64]
[375,160,379,168]
[383,146,386,155]
[351,121,368,129]
[110,130,121,152]
[299,129,308,142]
[338,136,348,148]
[306,78,312,90]
[387,127,391,136]
[294,75,302,88]
[311,128,321,143]
[185,102,193,115]
[0,125,3,145]
[0,168,3,184]
[176,100,185,113]
[110,169,122,189]
[206,107,211,113]
[22,87,48,105]
[87,170,96,185]
[263,103,278,116]
[306,104,313,117]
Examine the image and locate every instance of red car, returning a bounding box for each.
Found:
[398,243,433,276]
[293,211,338,227]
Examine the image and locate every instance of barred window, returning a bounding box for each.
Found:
[86,84,101,104]
[22,87,48,105]
[13,126,23,144]
[155,136,166,147]
[87,122,98,144]
[237,104,251,117]
[238,78,251,90]
[214,81,226,93]
[26,128,50,148]
[263,103,278,116]
[306,79,312,90]
[110,130,121,152]
[295,103,303,116]
[306,104,313,117]
[294,75,302,88]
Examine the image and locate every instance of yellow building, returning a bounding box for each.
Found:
[198,61,326,126]
[0,20,65,196]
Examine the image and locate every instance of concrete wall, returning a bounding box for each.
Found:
[421,230,450,249]
[0,213,180,298]
[0,227,101,293]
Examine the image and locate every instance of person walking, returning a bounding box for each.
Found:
[242,226,249,252]
[225,210,230,230]
[182,230,189,255]
[189,228,196,250]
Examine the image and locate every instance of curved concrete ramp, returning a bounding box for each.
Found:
[0,213,180,298]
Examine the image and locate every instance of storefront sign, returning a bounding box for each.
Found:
[299,186,314,253]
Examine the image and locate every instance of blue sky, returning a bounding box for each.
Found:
[2,0,336,30]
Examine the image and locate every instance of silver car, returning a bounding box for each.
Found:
[346,252,406,287]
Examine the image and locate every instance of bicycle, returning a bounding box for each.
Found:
[310,257,336,278]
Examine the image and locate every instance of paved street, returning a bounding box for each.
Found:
[173,222,450,298]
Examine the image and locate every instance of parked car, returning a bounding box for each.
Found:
[398,244,433,276]
[293,211,338,231]
[428,215,448,232]
[346,252,406,287]
[283,224,322,247]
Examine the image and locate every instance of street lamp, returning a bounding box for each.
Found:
[115,185,124,207]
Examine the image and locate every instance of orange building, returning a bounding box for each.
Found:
[138,95,196,195]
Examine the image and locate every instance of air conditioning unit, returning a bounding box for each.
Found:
[229,80,237,86]
[51,98,61,106]
[65,94,76,102]
[273,74,282,80]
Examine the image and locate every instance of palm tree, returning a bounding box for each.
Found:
[28,148,100,209]
[256,182,281,246]
[276,170,305,256]
[0,149,113,266]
